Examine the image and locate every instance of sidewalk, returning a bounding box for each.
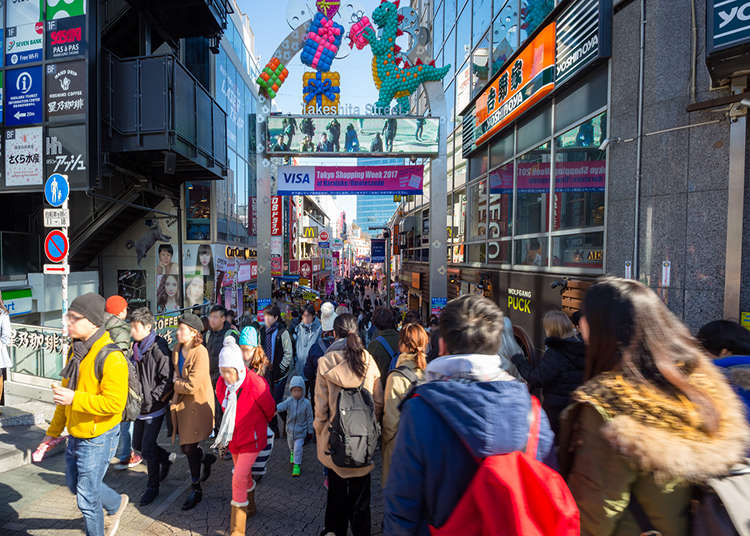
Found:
[0,431,385,535]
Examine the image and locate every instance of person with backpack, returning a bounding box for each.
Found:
[384,294,563,536]
[315,314,383,536]
[382,323,428,488]
[367,307,400,389]
[305,302,337,417]
[42,293,130,536]
[558,278,750,536]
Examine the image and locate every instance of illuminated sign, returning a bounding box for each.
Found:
[224,246,257,259]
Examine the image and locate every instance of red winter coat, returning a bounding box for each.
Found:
[216,368,276,454]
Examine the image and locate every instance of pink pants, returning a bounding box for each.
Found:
[231,451,260,505]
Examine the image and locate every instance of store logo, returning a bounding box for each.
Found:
[51,26,82,45]
[7,40,15,50]
[282,172,310,184]
[16,71,33,93]
[35,22,43,35]
[717,2,750,28]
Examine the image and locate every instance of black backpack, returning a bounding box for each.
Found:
[327,372,380,468]
[95,343,143,422]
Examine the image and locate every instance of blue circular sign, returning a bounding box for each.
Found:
[44,230,69,263]
[44,174,69,207]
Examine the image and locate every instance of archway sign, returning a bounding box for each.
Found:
[255,0,449,314]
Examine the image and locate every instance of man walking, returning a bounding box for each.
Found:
[367,307,400,389]
[205,305,239,430]
[260,304,293,434]
[43,293,130,536]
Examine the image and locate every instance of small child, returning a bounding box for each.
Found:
[276,376,313,477]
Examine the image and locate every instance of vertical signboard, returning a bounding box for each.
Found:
[6,65,43,125]
[45,124,87,189]
[270,195,282,236]
[6,126,42,186]
[371,238,386,263]
[46,61,86,119]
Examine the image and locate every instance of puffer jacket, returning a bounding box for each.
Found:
[104,313,130,353]
[314,338,384,479]
[512,335,585,435]
[132,333,173,415]
[558,359,750,536]
[277,376,313,441]
[384,354,556,535]
[295,317,322,377]
[216,367,275,454]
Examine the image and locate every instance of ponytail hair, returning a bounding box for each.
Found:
[247,345,270,377]
[334,313,366,378]
[399,323,429,370]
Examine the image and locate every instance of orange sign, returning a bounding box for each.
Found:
[473,23,556,147]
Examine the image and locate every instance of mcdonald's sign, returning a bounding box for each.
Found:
[302,227,317,239]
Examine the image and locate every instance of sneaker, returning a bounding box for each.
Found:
[104,494,129,536]
[292,464,301,477]
[127,453,143,468]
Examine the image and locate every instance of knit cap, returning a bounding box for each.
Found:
[69,293,105,327]
[105,295,128,316]
[219,337,245,374]
[239,326,259,347]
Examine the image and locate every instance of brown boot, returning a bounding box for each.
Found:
[246,485,256,518]
[230,504,247,536]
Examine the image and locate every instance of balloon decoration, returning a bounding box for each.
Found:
[348,12,374,50]
[301,12,344,72]
[364,0,450,114]
[303,71,341,113]
[316,0,340,19]
[256,57,288,99]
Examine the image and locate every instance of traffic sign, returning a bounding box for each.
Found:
[44,264,70,274]
[44,230,69,263]
[44,173,69,206]
[319,241,330,249]
[43,208,69,227]
[319,230,329,242]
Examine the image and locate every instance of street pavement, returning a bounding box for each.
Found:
[0,431,385,535]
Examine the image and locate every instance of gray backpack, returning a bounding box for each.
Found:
[327,373,380,468]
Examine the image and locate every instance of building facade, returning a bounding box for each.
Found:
[396,0,750,355]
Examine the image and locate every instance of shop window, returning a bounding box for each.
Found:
[453,189,467,243]
[487,239,511,265]
[515,142,551,235]
[517,106,551,153]
[514,236,548,267]
[473,0,492,48]
[472,33,491,98]
[452,244,465,264]
[186,182,211,241]
[520,0,554,44]
[555,66,608,133]
[492,2,519,73]
[553,113,607,230]
[488,161,513,238]
[490,129,514,168]
[467,243,486,264]
[468,179,487,241]
[469,148,489,180]
[551,232,603,269]
[456,3,472,67]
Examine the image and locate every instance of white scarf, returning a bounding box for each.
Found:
[211,365,247,450]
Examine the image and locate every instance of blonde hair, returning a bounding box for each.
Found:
[399,323,429,370]
[543,310,576,339]
[242,345,270,376]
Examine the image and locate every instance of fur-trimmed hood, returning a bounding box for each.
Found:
[572,360,750,484]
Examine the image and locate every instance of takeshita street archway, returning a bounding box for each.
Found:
[254,0,450,312]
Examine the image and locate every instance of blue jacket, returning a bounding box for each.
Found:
[384,377,556,535]
[713,355,750,419]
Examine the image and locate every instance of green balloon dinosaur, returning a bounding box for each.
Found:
[363,0,450,114]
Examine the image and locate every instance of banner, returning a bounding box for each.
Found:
[371,239,386,263]
[277,165,423,195]
[489,160,605,194]
[271,195,282,236]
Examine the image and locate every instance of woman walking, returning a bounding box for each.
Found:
[315,314,383,536]
[213,338,275,535]
[0,295,10,412]
[381,323,427,487]
[295,304,322,378]
[559,278,750,536]
[170,313,217,510]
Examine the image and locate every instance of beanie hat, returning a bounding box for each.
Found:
[179,312,204,333]
[239,326,259,347]
[320,301,337,332]
[289,375,306,393]
[105,295,128,316]
[219,337,245,374]
[69,293,105,327]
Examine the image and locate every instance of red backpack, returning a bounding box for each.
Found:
[430,396,580,536]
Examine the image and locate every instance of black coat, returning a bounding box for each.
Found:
[205,322,239,379]
[134,335,173,415]
[512,335,585,435]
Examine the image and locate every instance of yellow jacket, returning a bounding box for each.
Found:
[47,330,128,439]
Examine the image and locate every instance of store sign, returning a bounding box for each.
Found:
[300,260,313,279]
[46,0,86,19]
[251,261,258,279]
[6,22,44,66]
[708,0,750,53]
[302,226,317,239]
[11,324,67,353]
[2,288,32,316]
[507,288,533,314]
[238,262,252,283]
[6,126,43,186]
[371,239,386,263]
[224,246,256,259]
[46,61,86,118]
[556,0,611,87]
[46,15,86,59]
[271,255,282,276]
[271,195,282,236]
[45,124,88,189]
[6,66,43,126]
[277,165,424,196]
[154,314,180,346]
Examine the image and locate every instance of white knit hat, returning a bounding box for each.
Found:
[219,337,244,374]
[320,302,337,331]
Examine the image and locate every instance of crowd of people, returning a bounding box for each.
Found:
[27,275,750,536]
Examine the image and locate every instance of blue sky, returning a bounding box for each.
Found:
[237,0,390,220]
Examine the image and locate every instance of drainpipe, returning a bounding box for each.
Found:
[724,77,747,320]
[633,0,646,279]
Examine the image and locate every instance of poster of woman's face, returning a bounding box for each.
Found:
[184,276,205,308]
[156,274,181,313]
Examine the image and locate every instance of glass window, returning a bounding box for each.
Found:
[453,189,467,243]
[520,0,554,44]
[469,149,488,180]
[468,179,487,241]
[472,33,490,98]
[445,0,457,33]
[517,106,551,153]
[514,236,548,266]
[456,3,472,67]
[490,129,514,167]
[467,243,486,263]
[515,142,551,235]
[186,182,212,240]
[555,66,608,132]
[553,113,607,230]
[492,2,519,73]
[456,61,472,115]
[447,193,455,242]
[444,29,456,88]
[488,161,513,238]
[473,0,492,47]
[487,239,511,264]
[434,1,444,52]
[454,150,467,189]
[551,232,603,269]
[452,244,465,264]
[446,81,455,132]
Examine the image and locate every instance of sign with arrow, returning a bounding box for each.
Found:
[5,66,42,126]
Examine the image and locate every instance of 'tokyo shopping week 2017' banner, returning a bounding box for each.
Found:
[276,165,423,195]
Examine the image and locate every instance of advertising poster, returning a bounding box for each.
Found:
[299,260,313,280]
[46,0,86,20]
[6,22,44,66]
[371,239,386,263]
[117,270,148,310]
[6,126,42,186]
[271,256,282,276]
[45,124,88,189]
[184,243,215,307]
[46,61,86,119]
[277,165,423,196]
[6,66,43,126]
[155,242,181,313]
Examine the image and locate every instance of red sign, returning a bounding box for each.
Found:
[300,260,312,279]
[271,256,282,276]
[289,198,297,259]
[319,230,329,242]
[250,261,258,279]
[271,196,282,236]
[290,260,299,274]
[44,230,69,263]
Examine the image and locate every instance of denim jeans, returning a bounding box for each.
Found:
[65,425,123,536]
[114,420,132,462]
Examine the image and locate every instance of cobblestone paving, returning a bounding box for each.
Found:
[0,432,385,535]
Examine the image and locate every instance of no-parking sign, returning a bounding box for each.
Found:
[44,229,68,263]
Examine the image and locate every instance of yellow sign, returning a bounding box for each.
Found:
[225,246,257,259]
[302,227,317,239]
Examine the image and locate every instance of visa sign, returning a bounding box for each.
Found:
[279,165,314,193]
